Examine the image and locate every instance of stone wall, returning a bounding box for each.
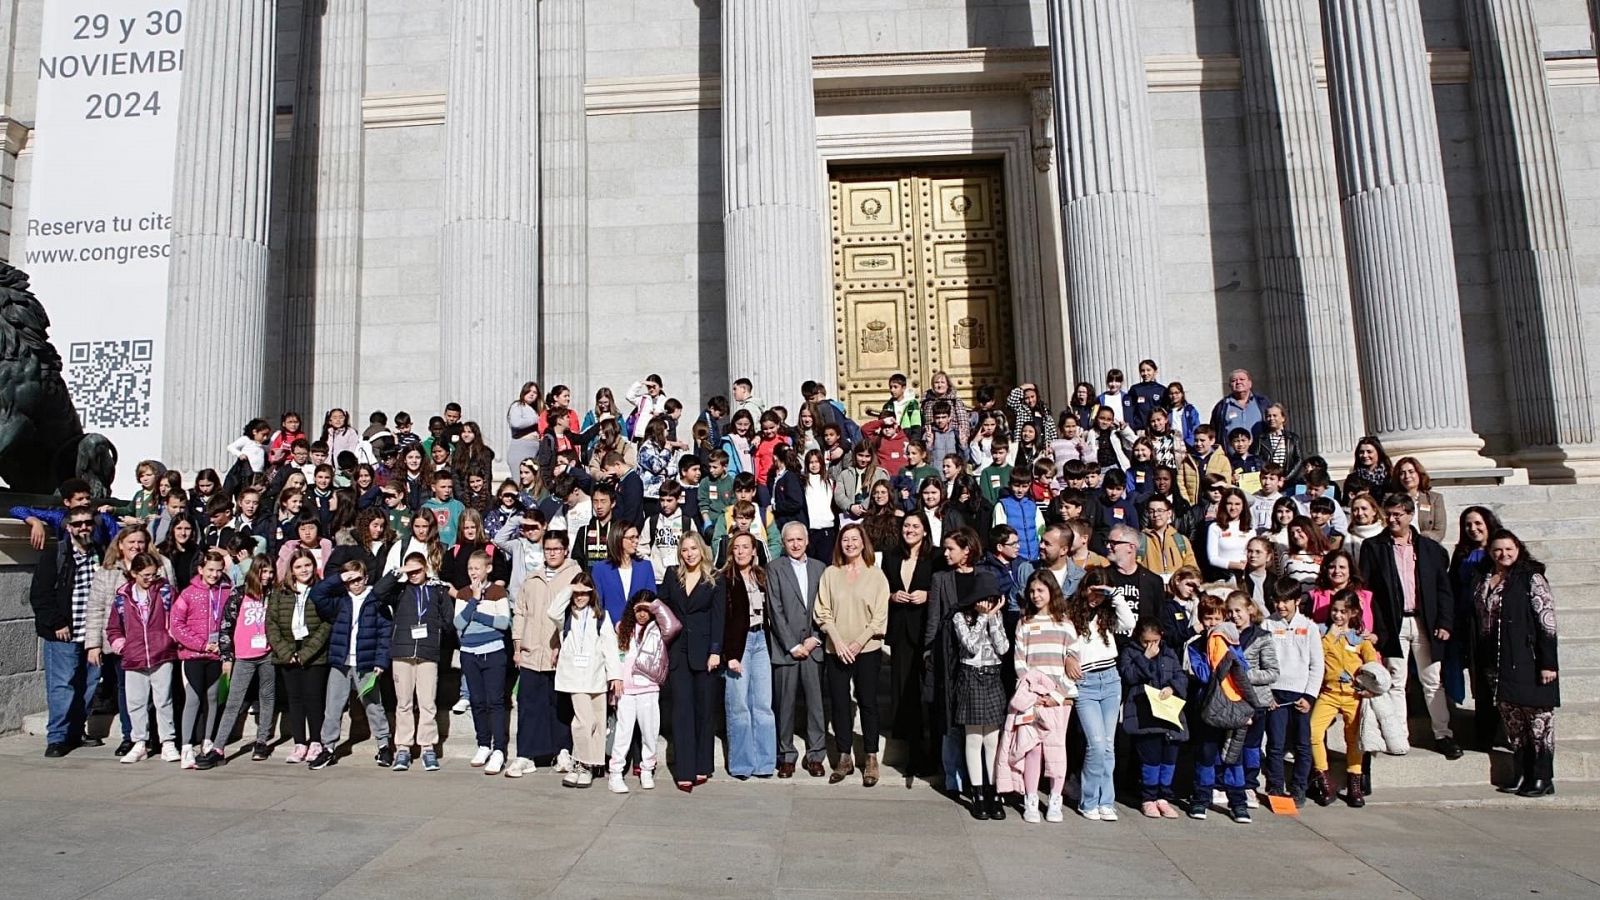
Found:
[0,521,43,735]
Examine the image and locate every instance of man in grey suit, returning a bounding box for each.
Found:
[766,523,828,778]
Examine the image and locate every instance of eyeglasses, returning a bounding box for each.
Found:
[500,494,518,501]
[1107,540,1135,549]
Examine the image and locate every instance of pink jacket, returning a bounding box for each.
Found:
[107,579,179,671]
[995,669,1071,794]
[169,574,231,661]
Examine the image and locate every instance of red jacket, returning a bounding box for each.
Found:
[170,574,232,661]
[107,579,180,671]
[753,434,790,486]
[861,419,909,476]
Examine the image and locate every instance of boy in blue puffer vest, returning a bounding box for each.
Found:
[992,469,1043,560]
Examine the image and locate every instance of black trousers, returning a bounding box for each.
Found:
[280,664,329,746]
[827,649,883,760]
[667,661,716,783]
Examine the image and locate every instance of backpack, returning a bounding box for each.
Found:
[222,456,253,499]
[1200,646,1254,731]
[828,399,864,446]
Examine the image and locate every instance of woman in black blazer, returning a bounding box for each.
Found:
[882,510,939,782]
[658,531,725,793]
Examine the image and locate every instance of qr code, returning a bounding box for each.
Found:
[66,340,154,429]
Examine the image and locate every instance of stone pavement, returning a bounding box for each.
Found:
[1,734,1598,899]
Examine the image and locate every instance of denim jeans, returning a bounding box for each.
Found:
[106,654,132,741]
[460,650,509,752]
[43,639,101,745]
[1265,690,1312,793]
[723,633,776,777]
[1074,668,1121,813]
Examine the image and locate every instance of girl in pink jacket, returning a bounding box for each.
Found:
[107,554,180,764]
[169,549,232,770]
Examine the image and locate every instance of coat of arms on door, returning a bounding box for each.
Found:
[860,320,895,354]
[952,316,986,350]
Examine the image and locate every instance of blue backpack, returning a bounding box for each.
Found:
[828,399,864,446]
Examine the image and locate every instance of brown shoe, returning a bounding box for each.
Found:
[777,761,795,779]
[829,756,855,784]
[862,754,880,788]
[805,759,826,778]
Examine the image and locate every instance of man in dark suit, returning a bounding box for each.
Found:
[1359,493,1460,760]
[765,522,828,778]
[603,452,645,529]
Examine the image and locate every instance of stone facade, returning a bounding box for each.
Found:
[0,524,43,735]
[0,0,1596,474]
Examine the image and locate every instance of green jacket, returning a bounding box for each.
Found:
[266,585,332,666]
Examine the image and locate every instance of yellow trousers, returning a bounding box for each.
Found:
[1311,692,1362,773]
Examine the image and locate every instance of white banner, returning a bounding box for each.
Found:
[20,2,188,489]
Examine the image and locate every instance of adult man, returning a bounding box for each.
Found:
[1359,494,1460,759]
[1035,524,1085,598]
[1137,496,1197,580]
[1103,524,1165,631]
[979,524,1032,612]
[766,524,829,778]
[1127,359,1168,431]
[1209,369,1273,440]
[29,508,105,757]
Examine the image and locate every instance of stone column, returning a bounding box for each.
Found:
[441,0,539,459]
[1045,0,1166,382]
[722,0,832,402]
[1234,0,1364,457]
[1320,0,1487,470]
[1464,0,1600,480]
[163,0,277,471]
[283,0,367,418]
[540,0,588,402]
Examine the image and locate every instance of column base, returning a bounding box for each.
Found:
[1375,431,1492,475]
[1514,445,1600,484]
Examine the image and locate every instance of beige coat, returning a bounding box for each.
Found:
[513,559,581,671]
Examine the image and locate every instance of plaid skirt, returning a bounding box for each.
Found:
[954,664,1006,726]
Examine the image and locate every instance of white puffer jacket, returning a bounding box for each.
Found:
[1355,662,1410,756]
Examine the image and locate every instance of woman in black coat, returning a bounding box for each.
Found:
[881,510,939,782]
[657,532,725,793]
[923,527,1001,796]
[1474,529,1560,797]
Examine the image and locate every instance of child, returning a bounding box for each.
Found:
[266,549,332,767]
[607,590,681,793]
[953,591,1010,821]
[269,412,305,466]
[421,471,466,546]
[1125,438,1158,503]
[1095,469,1140,533]
[169,550,233,769]
[547,572,621,788]
[310,560,395,770]
[106,553,181,764]
[115,460,163,524]
[1226,428,1262,481]
[1309,591,1380,808]
[902,440,937,491]
[227,418,272,476]
[1229,591,1279,810]
[991,469,1043,560]
[1184,596,1244,821]
[978,439,1013,504]
[1247,464,1286,529]
[215,555,278,762]
[715,500,775,567]
[455,551,512,774]
[1001,573,1077,824]
[641,481,693,583]
[1158,565,1205,650]
[376,551,452,772]
[1308,496,1343,551]
[1028,458,1055,504]
[697,450,735,538]
[1263,582,1323,806]
[1120,617,1188,818]
[1097,368,1132,423]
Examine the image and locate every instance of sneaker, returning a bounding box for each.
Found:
[1045,794,1064,823]
[160,741,181,762]
[608,773,629,794]
[452,698,470,715]
[202,739,215,755]
[1141,801,1161,818]
[485,750,505,775]
[1099,805,1118,822]
[562,771,581,788]
[286,744,308,764]
[120,743,148,764]
[1246,791,1260,809]
[114,739,136,757]
[1231,807,1252,824]
[1156,799,1179,819]
[1022,793,1042,824]
[392,750,411,772]
[251,742,271,762]
[1080,807,1103,821]
[471,746,491,767]
[206,749,228,767]
[555,749,574,773]
[422,750,440,772]
[1212,789,1227,807]
[505,757,533,778]
[194,748,215,771]
[180,747,197,770]
[305,743,325,766]
[375,746,394,768]
[640,769,655,790]
[309,747,336,770]
[1188,801,1208,820]
[575,769,593,788]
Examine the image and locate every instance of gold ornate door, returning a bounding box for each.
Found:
[830,163,1016,419]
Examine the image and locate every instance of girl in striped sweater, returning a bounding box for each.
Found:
[1009,572,1078,823]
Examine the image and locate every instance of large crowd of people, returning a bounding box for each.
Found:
[20,362,1563,822]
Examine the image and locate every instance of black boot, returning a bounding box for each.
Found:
[987,784,1007,821]
[1498,745,1531,794]
[969,785,990,820]
[1360,753,1373,797]
[1517,748,1555,797]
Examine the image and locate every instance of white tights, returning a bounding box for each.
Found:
[964,725,999,787]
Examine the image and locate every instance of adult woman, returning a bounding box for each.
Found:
[86,525,153,756]
[1452,505,1503,745]
[592,525,653,624]
[1474,530,1560,797]
[718,533,777,779]
[883,512,938,782]
[1063,569,1135,820]
[1392,456,1446,543]
[925,528,1006,814]
[658,532,723,792]
[1162,381,1202,447]
[1204,488,1252,581]
[1308,550,1374,630]
[1343,436,1392,499]
[802,450,838,560]
[452,421,496,482]
[816,524,891,787]
[861,480,904,551]
[508,382,544,470]
[1252,404,1305,486]
[1069,381,1098,431]
[1281,515,1331,586]
[1343,494,1385,564]
[321,408,360,460]
[922,371,972,448]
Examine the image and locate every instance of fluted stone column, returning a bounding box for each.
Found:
[163,0,276,471]
[1045,0,1166,382]
[441,0,539,459]
[1464,0,1600,480]
[540,0,588,401]
[722,0,831,401]
[1235,0,1364,458]
[283,0,367,417]
[1320,0,1487,470]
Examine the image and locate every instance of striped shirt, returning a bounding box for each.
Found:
[1013,613,1079,699]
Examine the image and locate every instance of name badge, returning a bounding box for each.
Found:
[570,650,591,667]
[708,486,719,500]
[249,634,268,651]
[1113,509,1124,519]
[411,624,428,640]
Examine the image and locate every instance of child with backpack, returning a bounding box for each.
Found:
[106,554,181,764]
[607,590,681,793]
[547,572,621,788]
[1120,617,1188,818]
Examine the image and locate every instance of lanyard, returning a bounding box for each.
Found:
[412,585,429,621]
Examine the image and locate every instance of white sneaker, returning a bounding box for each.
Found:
[1213,789,1228,807]
[159,741,181,762]
[202,739,215,755]
[1081,807,1103,821]
[1099,805,1119,822]
[484,750,504,775]
[1022,793,1042,824]
[1246,790,1260,809]
[120,744,148,764]
[180,747,197,770]
[1046,794,1064,823]
[555,749,573,773]
[562,770,581,788]
[503,757,528,778]
[452,698,470,715]
[640,769,655,790]
[575,769,594,788]
[608,773,629,794]
[470,746,491,767]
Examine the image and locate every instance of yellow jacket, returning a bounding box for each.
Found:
[1320,628,1380,697]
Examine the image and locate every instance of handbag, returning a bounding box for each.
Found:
[1201,649,1254,730]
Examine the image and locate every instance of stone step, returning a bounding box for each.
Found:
[1560,667,1600,698]
[1553,606,1600,639]
[1559,701,1600,740]
[1460,502,1600,530]
[1564,637,1600,668]
[1439,484,1600,505]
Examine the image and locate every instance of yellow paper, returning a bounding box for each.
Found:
[1238,471,1263,495]
[1144,685,1185,727]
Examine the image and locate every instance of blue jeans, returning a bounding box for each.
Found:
[943,728,966,792]
[461,650,509,752]
[723,634,776,777]
[43,639,101,745]
[106,653,132,740]
[1265,690,1312,793]
[1074,668,1121,813]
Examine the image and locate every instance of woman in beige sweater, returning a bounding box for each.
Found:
[815,523,890,786]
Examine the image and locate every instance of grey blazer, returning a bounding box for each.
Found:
[765,555,827,665]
